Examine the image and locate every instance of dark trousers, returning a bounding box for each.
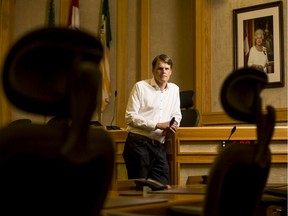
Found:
[123,132,169,185]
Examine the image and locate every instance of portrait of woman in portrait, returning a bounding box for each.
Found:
[244,17,274,74]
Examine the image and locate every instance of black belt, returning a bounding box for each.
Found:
[128,132,162,146]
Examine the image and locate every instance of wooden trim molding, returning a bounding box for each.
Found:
[201,108,288,126]
[0,0,15,127]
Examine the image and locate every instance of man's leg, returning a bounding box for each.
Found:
[147,143,169,185]
[123,134,150,179]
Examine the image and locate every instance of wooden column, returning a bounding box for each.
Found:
[116,0,128,128]
[195,0,211,126]
[140,0,150,80]
[0,0,15,127]
[59,0,70,26]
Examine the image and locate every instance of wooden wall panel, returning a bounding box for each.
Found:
[116,0,128,128]
[59,0,70,26]
[0,0,15,127]
[201,108,288,126]
[140,0,150,80]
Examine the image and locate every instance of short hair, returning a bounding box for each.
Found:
[152,54,173,69]
[254,29,264,39]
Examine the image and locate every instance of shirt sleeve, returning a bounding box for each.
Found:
[125,83,157,131]
[172,86,182,126]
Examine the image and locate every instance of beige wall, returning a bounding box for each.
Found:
[150,0,195,92]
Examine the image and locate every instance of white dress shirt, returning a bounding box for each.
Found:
[125,78,182,143]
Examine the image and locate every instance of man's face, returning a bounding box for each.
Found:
[152,59,172,85]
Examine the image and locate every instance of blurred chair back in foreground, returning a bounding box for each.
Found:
[169,67,275,216]
[0,28,114,216]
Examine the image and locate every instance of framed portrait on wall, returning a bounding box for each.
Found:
[233,1,284,88]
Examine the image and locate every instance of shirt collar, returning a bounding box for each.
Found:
[150,78,169,90]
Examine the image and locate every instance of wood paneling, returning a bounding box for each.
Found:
[140,0,150,80]
[201,108,288,126]
[59,0,70,26]
[116,0,128,128]
[195,0,212,126]
[0,0,15,126]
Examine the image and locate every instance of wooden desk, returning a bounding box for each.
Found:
[101,183,287,216]
[101,186,205,216]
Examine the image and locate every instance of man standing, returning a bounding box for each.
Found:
[123,54,182,185]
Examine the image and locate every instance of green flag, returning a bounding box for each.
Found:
[102,0,112,48]
[48,0,55,28]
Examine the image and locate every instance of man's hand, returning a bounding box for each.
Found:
[158,121,178,138]
[155,121,171,130]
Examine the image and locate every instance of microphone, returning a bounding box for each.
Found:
[222,126,236,148]
[106,90,121,130]
[135,146,167,191]
[169,117,175,126]
[228,126,236,141]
